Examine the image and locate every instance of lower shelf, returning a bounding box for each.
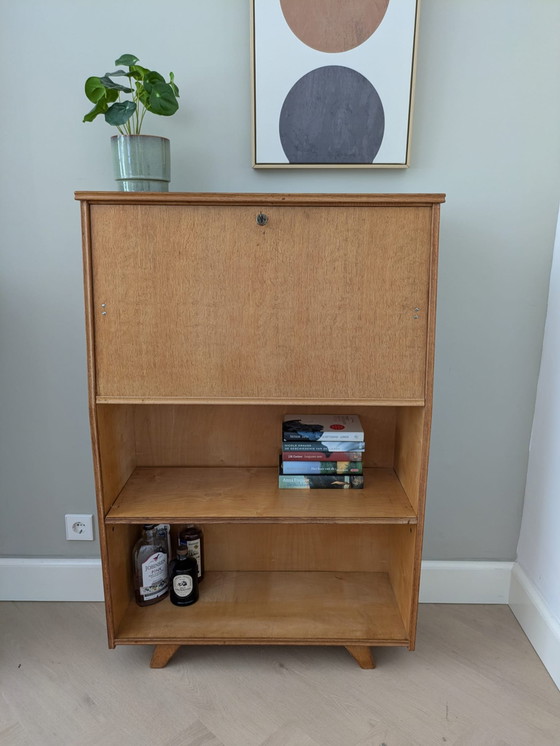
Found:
[114,571,409,646]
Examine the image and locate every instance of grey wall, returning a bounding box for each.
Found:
[1,0,559,559]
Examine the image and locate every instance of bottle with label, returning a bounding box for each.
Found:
[179,524,204,581]
[169,547,199,606]
[132,524,169,606]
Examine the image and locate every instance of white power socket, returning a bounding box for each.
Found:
[65,514,94,541]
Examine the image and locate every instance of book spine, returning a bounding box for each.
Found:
[282,451,364,461]
[282,432,364,442]
[282,441,366,453]
[278,475,364,489]
[281,461,363,475]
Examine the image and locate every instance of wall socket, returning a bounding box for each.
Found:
[65,514,94,541]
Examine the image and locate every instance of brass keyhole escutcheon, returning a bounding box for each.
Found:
[256,212,268,226]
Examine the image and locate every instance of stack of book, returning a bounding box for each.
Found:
[279,414,365,489]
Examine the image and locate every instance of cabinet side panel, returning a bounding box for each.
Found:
[388,525,417,638]
[392,204,440,647]
[81,201,117,645]
[394,406,426,513]
[134,404,396,468]
[203,525,389,572]
[96,405,136,513]
[105,524,138,640]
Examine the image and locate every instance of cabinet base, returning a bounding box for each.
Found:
[345,645,376,669]
[148,644,376,669]
[150,644,181,668]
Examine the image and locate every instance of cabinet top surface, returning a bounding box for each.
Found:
[75,191,446,206]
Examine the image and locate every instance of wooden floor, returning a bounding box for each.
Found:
[0,603,558,745]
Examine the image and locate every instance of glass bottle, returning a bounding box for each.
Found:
[169,547,199,606]
[179,524,204,581]
[132,524,169,606]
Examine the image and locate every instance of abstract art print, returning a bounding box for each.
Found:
[251,0,419,168]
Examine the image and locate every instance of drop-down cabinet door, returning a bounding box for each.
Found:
[87,197,436,402]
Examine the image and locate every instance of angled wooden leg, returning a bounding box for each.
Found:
[346,646,376,669]
[150,644,181,668]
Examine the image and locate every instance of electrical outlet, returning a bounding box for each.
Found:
[65,514,94,541]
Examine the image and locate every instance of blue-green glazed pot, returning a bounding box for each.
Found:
[111,134,170,192]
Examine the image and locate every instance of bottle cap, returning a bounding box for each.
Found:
[177,547,189,557]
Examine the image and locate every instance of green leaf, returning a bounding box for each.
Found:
[115,54,139,66]
[85,76,107,103]
[99,75,132,93]
[105,100,136,126]
[104,69,129,77]
[169,72,180,97]
[147,82,179,116]
[83,99,108,123]
[129,64,150,81]
[142,71,165,94]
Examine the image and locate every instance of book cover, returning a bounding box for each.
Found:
[282,414,364,442]
[282,441,366,453]
[281,460,363,475]
[282,451,364,462]
[278,474,364,489]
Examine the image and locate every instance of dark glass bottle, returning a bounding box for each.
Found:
[169,547,199,606]
[178,524,204,581]
[132,524,169,607]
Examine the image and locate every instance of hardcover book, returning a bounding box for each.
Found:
[282,441,365,453]
[283,414,364,442]
[278,474,364,489]
[281,461,363,475]
[282,451,364,462]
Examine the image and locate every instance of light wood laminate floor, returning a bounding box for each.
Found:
[0,602,558,745]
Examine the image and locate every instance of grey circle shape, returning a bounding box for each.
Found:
[279,66,385,164]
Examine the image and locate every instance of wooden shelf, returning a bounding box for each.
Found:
[106,467,417,524]
[115,571,409,645]
[95,396,425,406]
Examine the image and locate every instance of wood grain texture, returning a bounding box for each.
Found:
[96,404,136,513]
[114,571,408,645]
[150,644,181,668]
[388,524,417,641]
[345,645,376,669]
[89,203,432,401]
[81,203,127,647]
[77,193,443,662]
[394,406,425,513]
[76,192,446,206]
[202,524,391,572]
[97,395,424,406]
[133,404,396,468]
[106,467,416,524]
[104,523,137,645]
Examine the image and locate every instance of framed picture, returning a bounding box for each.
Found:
[251,0,419,168]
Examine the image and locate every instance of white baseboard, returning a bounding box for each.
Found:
[509,563,560,689]
[0,558,104,601]
[1,557,512,604]
[419,560,514,603]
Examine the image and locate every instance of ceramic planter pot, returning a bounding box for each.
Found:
[111,134,170,192]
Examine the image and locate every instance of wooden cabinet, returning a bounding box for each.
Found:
[77,192,444,669]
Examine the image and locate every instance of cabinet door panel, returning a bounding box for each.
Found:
[91,204,432,400]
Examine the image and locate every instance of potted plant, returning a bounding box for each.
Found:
[83,54,179,191]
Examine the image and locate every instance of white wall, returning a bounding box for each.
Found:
[516,210,560,623]
[1,0,559,559]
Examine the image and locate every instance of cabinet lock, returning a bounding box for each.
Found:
[256,212,268,226]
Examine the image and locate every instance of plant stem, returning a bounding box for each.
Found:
[139,106,147,133]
